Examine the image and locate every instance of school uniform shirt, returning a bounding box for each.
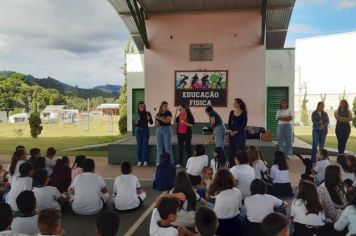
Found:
[0,230,28,236]
[71,172,106,215]
[149,208,178,236]
[314,159,330,184]
[11,214,38,235]
[186,155,209,176]
[210,159,229,176]
[270,165,290,184]
[6,175,33,211]
[276,109,293,125]
[253,160,267,179]
[291,199,325,226]
[244,194,283,223]
[32,186,61,211]
[113,174,141,210]
[340,168,355,182]
[45,157,56,176]
[229,164,255,199]
[214,188,242,219]
[334,205,356,236]
[5,160,26,184]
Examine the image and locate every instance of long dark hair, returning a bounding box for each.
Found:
[208,169,235,196]
[338,99,349,113]
[337,154,354,174]
[325,165,344,205]
[214,147,228,171]
[296,181,323,215]
[159,101,168,113]
[72,155,86,169]
[274,151,289,170]
[279,99,289,109]
[235,98,247,113]
[315,101,324,112]
[32,157,46,172]
[137,101,146,113]
[172,171,197,211]
[9,148,26,175]
[180,104,193,118]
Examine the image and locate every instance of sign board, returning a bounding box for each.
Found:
[175,71,228,107]
[190,43,213,61]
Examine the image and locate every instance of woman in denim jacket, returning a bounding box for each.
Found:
[311,101,329,162]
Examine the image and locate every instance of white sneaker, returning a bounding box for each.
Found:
[176,164,182,168]
[143,162,148,167]
[137,162,142,167]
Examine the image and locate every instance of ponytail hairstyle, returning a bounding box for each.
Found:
[274,151,289,171]
[235,98,247,113]
[214,147,228,170]
[9,148,26,175]
[324,165,344,205]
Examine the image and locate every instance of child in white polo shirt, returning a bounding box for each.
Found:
[186,145,209,186]
[313,149,330,185]
[112,161,146,211]
[0,203,27,236]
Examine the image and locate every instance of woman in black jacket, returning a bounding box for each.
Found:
[174,105,195,167]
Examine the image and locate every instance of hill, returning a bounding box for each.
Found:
[0,71,120,99]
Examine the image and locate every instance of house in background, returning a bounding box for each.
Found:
[96,104,120,115]
[8,113,28,123]
[41,105,79,124]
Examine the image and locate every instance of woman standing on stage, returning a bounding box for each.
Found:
[228,98,248,165]
[276,99,293,159]
[335,99,352,154]
[175,105,195,167]
[134,101,153,167]
[155,101,175,165]
[205,106,226,148]
[311,101,329,162]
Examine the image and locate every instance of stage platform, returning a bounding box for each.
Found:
[108,134,277,165]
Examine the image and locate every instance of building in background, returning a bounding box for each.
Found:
[96,103,120,115]
[9,113,28,124]
[41,105,79,124]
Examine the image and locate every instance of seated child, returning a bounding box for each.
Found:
[37,208,64,236]
[149,195,190,236]
[334,194,356,235]
[11,191,38,235]
[195,207,218,236]
[153,152,176,191]
[247,145,268,179]
[70,159,109,215]
[210,147,229,177]
[313,149,330,185]
[48,157,72,193]
[6,148,27,184]
[0,203,14,234]
[45,147,57,177]
[261,212,290,236]
[6,162,33,211]
[270,151,293,198]
[196,167,213,199]
[186,145,209,186]
[113,161,146,211]
[32,169,63,211]
[27,148,41,167]
[95,212,120,236]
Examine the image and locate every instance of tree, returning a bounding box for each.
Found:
[29,108,43,138]
[301,90,309,125]
[320,93,326,102]
[118,40,136,135]
[352,96,356,128]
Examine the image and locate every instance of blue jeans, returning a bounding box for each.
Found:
[311,128,328,162]
[156,126,175,165]
[136,127,149,163]
[214,125,226,148]
[277,124,293,156]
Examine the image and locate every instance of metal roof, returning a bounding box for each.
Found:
[108,0,295,51]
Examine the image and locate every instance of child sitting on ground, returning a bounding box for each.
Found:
[37,208,64,236]
[210,147,229,176]
[6,162,33,211]
[0,203,19,235]
[11,191,38,235]
[27,148,41,167]
[270,151,293,198]
[186,145,209,186]
[194,207,218,236]
[153,152,176,191]
[95,212,120,236]
[247,145,268,179]
[113,161,146,211]
[261,212,290,236]
[149,195,190,236]
[196,167,213,199]
[313,149,330,185]
[6,148,27,184]
[45,147,57,176]
[32,169,64,211]
[48,157,72,193]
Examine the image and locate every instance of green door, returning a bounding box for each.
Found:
[266,87,289,140]
[132,89,145,136]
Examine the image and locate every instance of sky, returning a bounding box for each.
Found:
[0,0,356,88]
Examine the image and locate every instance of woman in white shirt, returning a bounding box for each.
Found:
[186,145,209,186]
[270,151,293,197]
[229,150,255,200]
[208,169,242,236]
[291,181,325,236]
[276,100,293,159]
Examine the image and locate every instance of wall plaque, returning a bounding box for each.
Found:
[190,43,213,61]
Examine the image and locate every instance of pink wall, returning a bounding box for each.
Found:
[144,11,266,126]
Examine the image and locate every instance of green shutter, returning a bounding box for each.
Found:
[266,87,289,140]
[132,89,145,136]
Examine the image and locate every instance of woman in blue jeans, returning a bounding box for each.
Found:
[276,99,293,158]
[205,106,226,148]
[134,102,153,167]
[155,101,175,165]
[311,101,329,162]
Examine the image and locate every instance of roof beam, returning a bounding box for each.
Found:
[261,0,268,45]
[267,28,288,33]
[268,5,293,11]
[125,0,149,48]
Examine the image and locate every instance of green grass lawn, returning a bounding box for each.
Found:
[295,126,356,153]
[0,135,126,156]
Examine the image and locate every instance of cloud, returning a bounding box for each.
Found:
[337,0,356,9]
[288,23,319,34]
[297,0,325,6]
[0,0,131,87]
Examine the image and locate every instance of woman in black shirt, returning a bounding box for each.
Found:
[134,101,153,167]
[155,101,175,165]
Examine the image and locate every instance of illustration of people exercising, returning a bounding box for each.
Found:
[216,73,223,89]
[201,74,210,88]
[177,75,189,88]
[191,73,200,89]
